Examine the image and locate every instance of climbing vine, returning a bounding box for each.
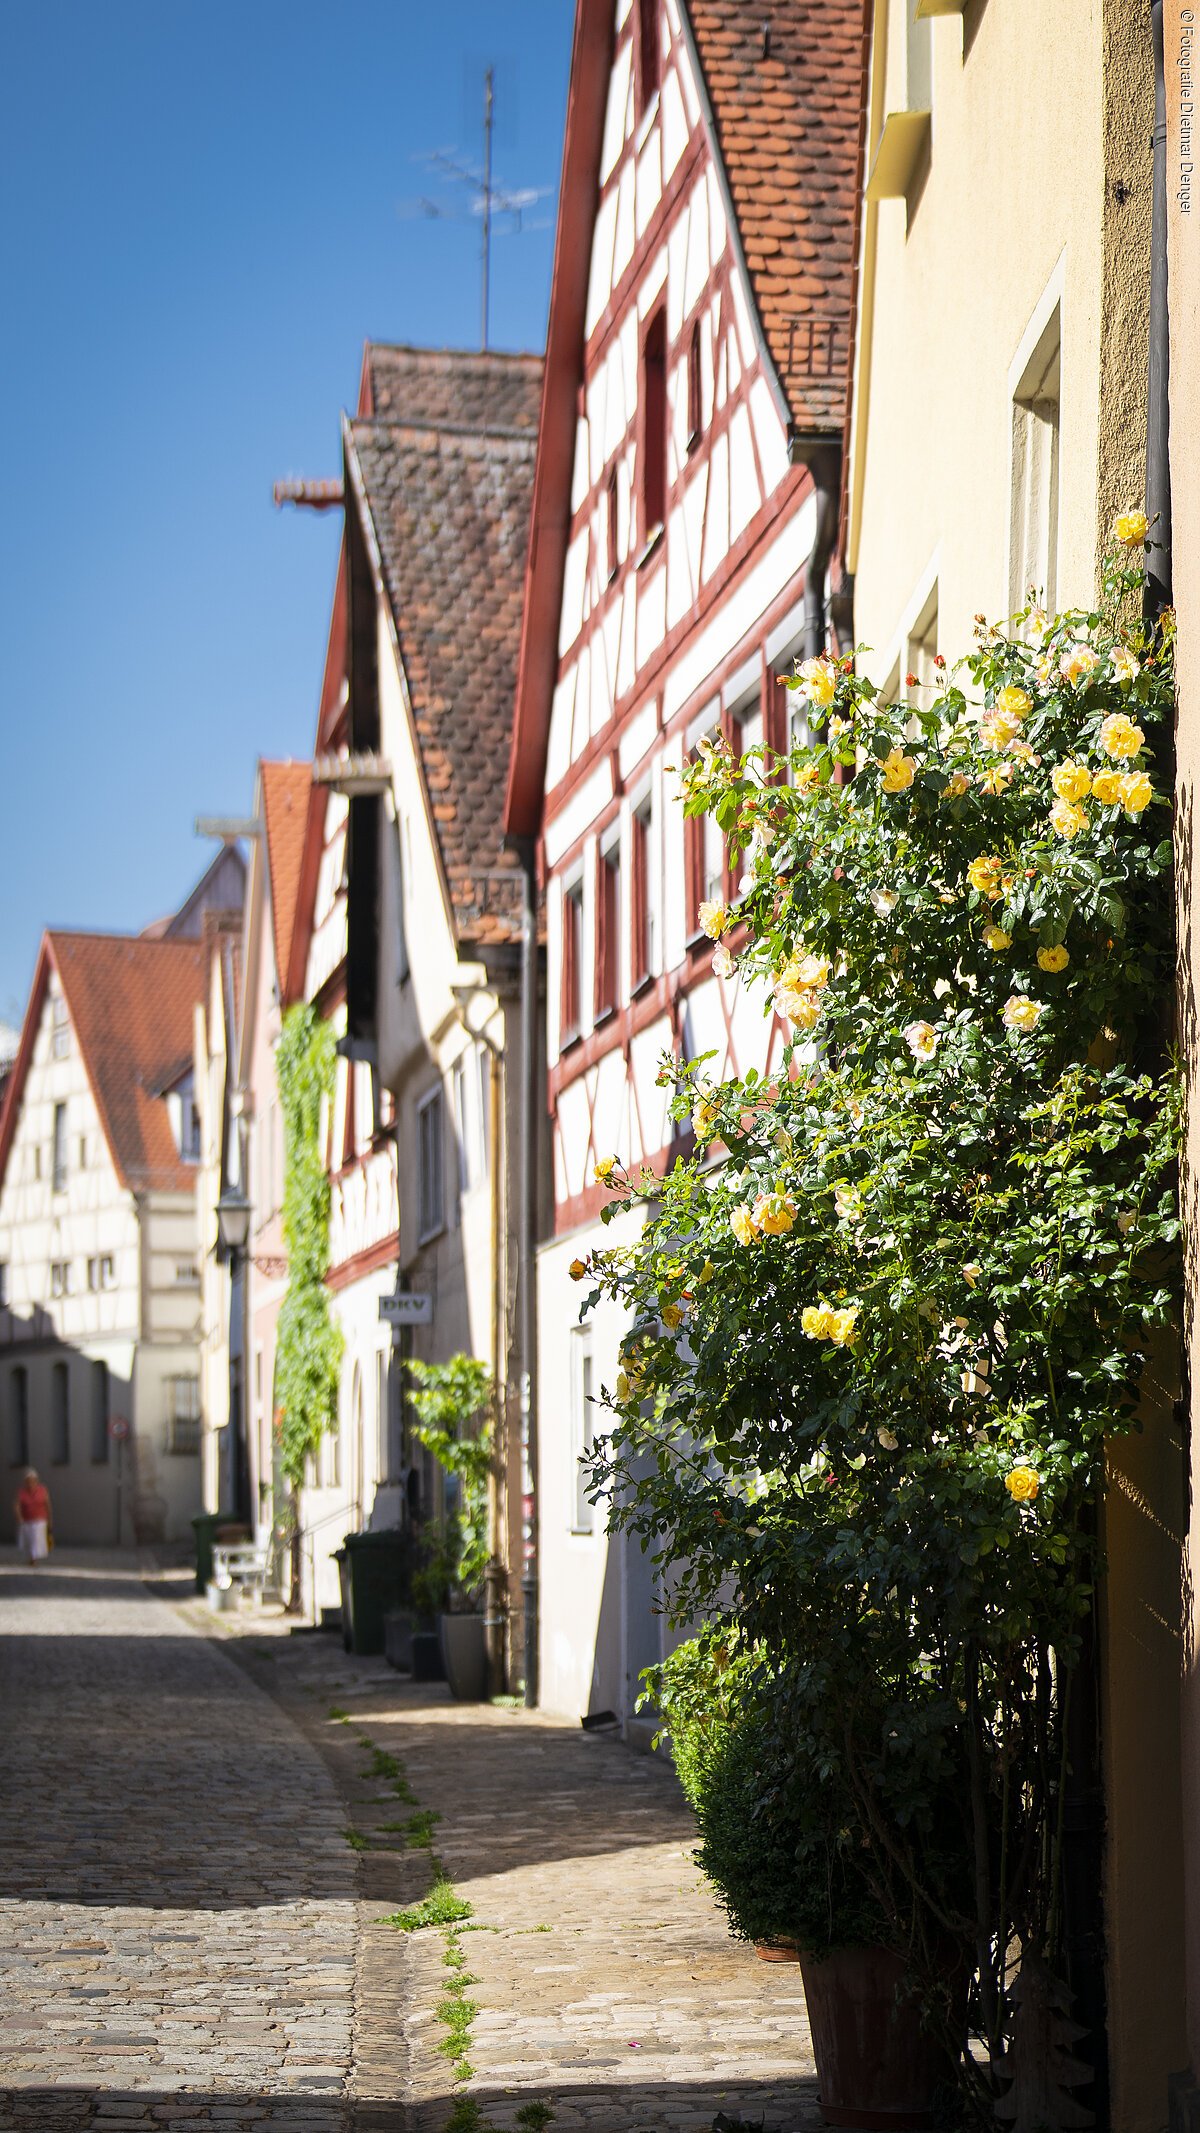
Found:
[275,1002,342,1488]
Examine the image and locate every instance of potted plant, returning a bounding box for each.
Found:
[652,1632,963,2129]
[407,1355,494,1702]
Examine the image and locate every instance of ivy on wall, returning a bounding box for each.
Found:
[274,1002,343,1488]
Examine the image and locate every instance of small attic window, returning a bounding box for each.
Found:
[52,993,70,1060]
[636,0,661,115]
[169,1070,201,1164]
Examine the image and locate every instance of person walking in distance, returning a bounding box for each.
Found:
[14,1468,51,1564]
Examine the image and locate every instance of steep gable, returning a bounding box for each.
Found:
[261,761,311,996]
[0,933,208,1200]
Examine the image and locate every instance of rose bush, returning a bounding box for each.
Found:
[577,545,1179,2106]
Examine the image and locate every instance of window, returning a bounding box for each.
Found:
[687,726,725,926]
[640,310,668,543]
[91,1361,110,1464]
[561,877,584,1044]
[631,793,659,989]
[571,1336,596,1533]
[687,318,703,449]
[417,1087,445,1243]
[52,1103,67,1193]
[167,1375,201,1455]
[178,1076,201,1165]
[51,1363,69,1466]
[77,1135,88,1170]
[731,700,765,897]
[636,0,661,115]
[453,1049,487,1199]
[87,1255,116,1293]
[52,992,70,1059]
[9,1366,28,1467]
[1010,309,1061,618]
[50,1261,72,1300]
[595,836,622,1020]
[174,1261,199,1288]
[606,466,620,584]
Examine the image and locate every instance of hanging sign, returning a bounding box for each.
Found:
[379,1292,433,1327]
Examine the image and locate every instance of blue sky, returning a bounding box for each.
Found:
[0,3,572,1023]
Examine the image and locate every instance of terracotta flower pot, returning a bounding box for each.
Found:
[755,1938,801,1962]
[798,1943,954,2130]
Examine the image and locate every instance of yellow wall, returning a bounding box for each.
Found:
[850,5,1183,2124]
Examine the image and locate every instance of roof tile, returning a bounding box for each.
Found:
[49,932,207,1194]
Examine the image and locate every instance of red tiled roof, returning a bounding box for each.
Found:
[49,932,207,1194]
[684,0,866,433]
[260,761,311,993]
[346,356,542,950]
[364,344,544,434]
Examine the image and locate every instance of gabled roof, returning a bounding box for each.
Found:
[0,932,208,1199]
[344,350,543,950]
[362,343,544,435]
[503,0,868,841]
[260,761,311,994]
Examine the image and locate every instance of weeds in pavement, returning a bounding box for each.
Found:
[515,2108,556,2130]
[380,1878,473,1932]
[328,1705,350,1723]
[342,1828,370,1852]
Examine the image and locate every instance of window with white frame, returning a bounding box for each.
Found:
[631,791,659,988]
[87,1255,116,1293]
[570,1333,596,1533]
[560,876,585,1044]
[1010,308,1061,619]
[52,1103,67,1193]
[595,831,622,1020]
[417,1086,445,1243]
[50,1260,72,1299]
[167,1374,201,1455]
[453,1048,487,1199]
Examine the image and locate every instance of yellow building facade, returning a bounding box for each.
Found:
[848,5,1184,2126]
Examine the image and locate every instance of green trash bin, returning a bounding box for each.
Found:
[341,1528,415,1656]
[192,1511,234,1595]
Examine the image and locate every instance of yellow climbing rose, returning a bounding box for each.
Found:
[982,925,1012,951]
[1050,798,1089,839]
[1003,995,1043,1033]
[595,1157,616,1184]
[1119,770,1154,816]
[1037,945,1069,973]
[569,1258,588,1281]
[755,1191,798,1237]
[1091,768,1126,806]
[1051,760,1092,803]
[699,898,730,939]
[730,1205,757,1247]
[1098,712,1145,759]
[1113,509,1148,547]
[1005,1466,1040,1504]
[879,748,916,793]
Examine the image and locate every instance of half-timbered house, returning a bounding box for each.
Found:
[504,0,866,1724]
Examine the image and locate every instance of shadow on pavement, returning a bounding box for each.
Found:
[0,2083,823,2132]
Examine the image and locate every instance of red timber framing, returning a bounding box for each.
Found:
[504,0,865,1239]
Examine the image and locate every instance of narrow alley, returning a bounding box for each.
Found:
[0,1557,820,2133]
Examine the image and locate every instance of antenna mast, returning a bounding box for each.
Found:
[481,67,494,352]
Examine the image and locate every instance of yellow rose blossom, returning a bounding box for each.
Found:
[828,1306,860,1347]
[796,654,837,708]
[1098,712,1145,759]
[1005,1465,1041,1504]
[692,1093,720,1140]
[1119,770,1154,816]
[980,762,1014,795]
[1049,797,1089,839]
[869,888,899,918]
[801,1304,835,1339]
[967,855,1004,900]
[1038,945,1070,973]
[1050,759,1092,803]
[754,1190,798,1237]
[828,713,852,740]
[1060,641,1100,688]
[1113,509,1149,547]
[995,684,1032,721]
[983,924,1012,951]
[695,1258,716,1284]
[834,1182,864,1222]
[711,944,735,979]
[904,1019,939,1061]
[569,1258,588,1281]
[1091,768,1126,806]
[879,748,916,794]
[1003,994,1044,1033]
[698,898,730,940]
[980,708,1021,751]
[942,771,971,800]
[793,763,820,796]
[1009,739,1036,764]
[793,952,831,989]
[730,1205,757,1247]
[661,1302,684,1330]
[1111,645,1140,686]
[1035,652,1056,688]
[594,1157,616,1184]
[963,1263,981,1287]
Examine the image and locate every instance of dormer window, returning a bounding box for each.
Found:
[168,1071,201,1164]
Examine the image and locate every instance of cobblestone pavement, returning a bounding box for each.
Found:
[0,1554,820,2133]
[0,1552,357,2132]
[197,1595,821,2133]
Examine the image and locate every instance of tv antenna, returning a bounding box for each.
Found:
[399,68,553,351]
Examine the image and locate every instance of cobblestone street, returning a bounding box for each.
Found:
[0,1554,819,2133]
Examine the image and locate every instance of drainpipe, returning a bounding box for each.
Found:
[1147,0,1172,630]
[517,840,540,1707]
[790,437,843,661]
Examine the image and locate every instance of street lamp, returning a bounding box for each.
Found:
[215,1190,252,1524]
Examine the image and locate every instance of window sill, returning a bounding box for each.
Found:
[630,970,656,1001]
[593,1003,618,1030]
[559,1027,584,1057]
[635,525,664,572]
[569,1524,598,1539]
[914,0,962,13]
[416,1222,446,1249]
